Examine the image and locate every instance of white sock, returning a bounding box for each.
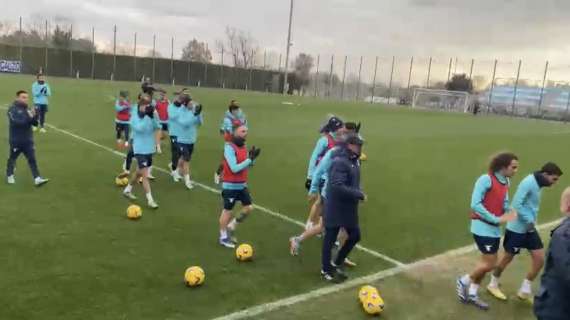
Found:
[185,174,191,183]
[146,192,154,202]
[489,275,500,288]
[469,283,479,296]
[228,219,237,230]
[460,274,472,285]
[148,166,153,175]
[124,184,132,193]
[220,229,228,239]
[520,279,532,294]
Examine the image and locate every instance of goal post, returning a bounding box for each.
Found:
[412,88,471,113]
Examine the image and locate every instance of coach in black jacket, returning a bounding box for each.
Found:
[6,90,49,186]
[321,134,366,282]
[534,190,570,320]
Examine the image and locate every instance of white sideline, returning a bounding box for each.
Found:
[14,112,404,267]
[210,219,562,320]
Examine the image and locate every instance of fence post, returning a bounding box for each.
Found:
[538,61,549,114]
[340,55,347,100]
[511,59,522,115]
[112,25,117,80]
[278,53,282,72]
[249,49,254,91]
[454,57,458,75]
[18,16,23,63]
[263,49,267,70]
[469,58,474,79]
[447,57,453,82]
[426,56,432,88]
[170,36,174,85]
[91,27,95,79]
[371,56,378,104]
[69,24,73,77]
[44,19,48,74]
[314,54,320,97]
[152,34,156,81]
[356,56,363,101]
[564,88,570,122]
[407,56,414,90]
[220,46,224,88]
[133,32,137,80]
[488,59,498,113]
[388,56,395,104]
[327,55,334,98]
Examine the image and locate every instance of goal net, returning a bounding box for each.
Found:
[412,88,470,113]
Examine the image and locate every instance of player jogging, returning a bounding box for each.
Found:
[154,91,170,154]
[167,93,190,182]
[488,162,562,303]
[173,95,203,190]
[31,73,51,133]
[456,152,519,310]
[214,100,247,184]
[114,90,131,149]
[218,125,261,248]
[122,94,160,209]
[304,116,344,231]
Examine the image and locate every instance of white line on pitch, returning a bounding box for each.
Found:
[210,219,562,320]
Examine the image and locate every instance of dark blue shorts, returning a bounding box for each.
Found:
[503,229,544,254]
[161,122,168,132]
[134,154,153,169]
[35,104,48,112]
[222,188,252,210]
[473,234,500,254]
[177,143,194,161]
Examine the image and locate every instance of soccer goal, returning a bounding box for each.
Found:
[412,88,471,113]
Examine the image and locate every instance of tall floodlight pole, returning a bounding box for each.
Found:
[282,0,294,94]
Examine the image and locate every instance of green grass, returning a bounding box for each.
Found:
[0,73,568,319]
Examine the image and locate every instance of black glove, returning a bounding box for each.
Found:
[305,179,312,191]
[41,87,47,95]
[248,146,261,161]
[355,122,361,133]
[145,105,154,118]
[194,104,203,116]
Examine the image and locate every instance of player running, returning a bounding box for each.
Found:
[218,125,261,248]
[154,91,170,154]
[173,95,203,190]
[31,73,51,133]
[122,94,160,209]
[488,162,562,303]
[114,90,131,149]
[304,116,344,231]
[214,100,247,184]
[456,152,519,310]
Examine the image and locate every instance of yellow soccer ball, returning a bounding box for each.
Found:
[184,266,205,287]
[358,285,379,303]
[126,205,142,220]
[236,243,254,261]
[115,176,129,187]
[362,293,385,315]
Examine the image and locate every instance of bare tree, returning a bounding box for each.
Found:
[220,26,257,68]
[181,39,212,63]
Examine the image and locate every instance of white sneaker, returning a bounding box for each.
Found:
[148,199,159,209]
[39,128,47,133]
[123,191,137,200]
[34,177,49,187]
[124,141,129,148]
[7,175,15,184]
[305,221,314,231]
[147,173,156,180]
[214,173,221,184]
[32,126,38,132]
[185,180,194,190]
[171,170,181,182]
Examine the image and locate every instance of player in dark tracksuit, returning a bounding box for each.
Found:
[5,90,49,186]
[534,187,570,320]
[321,134,365,283]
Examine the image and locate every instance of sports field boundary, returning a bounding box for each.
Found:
[209,218,562,319]
[0,103,404,268]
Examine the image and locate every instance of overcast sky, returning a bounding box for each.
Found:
[2,0,570,81]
